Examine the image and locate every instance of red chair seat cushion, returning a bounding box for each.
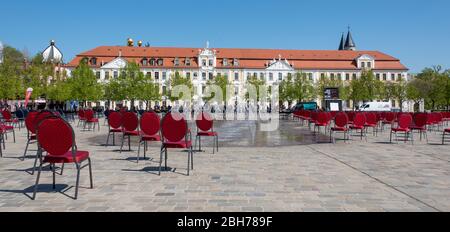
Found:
[124,130,139,136]
[43,151,89,164]
[331,127,348,132]
[141,134,161,141]
[365,123,377,127]
[392,128,410,132]
[5,119,19,123]
[3,125,14,130]
[410,126,426,131]
[163,140,192,149]
[87,118,99,123]
[445,128,450,133]
[110,128,122,133]
[197,131,218,136]
[315,122,328,127]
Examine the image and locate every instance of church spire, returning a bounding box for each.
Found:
[344,27,356,51]
[338,33,345,50]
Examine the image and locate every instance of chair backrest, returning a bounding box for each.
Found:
[413,113,428,128]
[365,112,377,125]
[347,111,355,122]
[334,112,349,128]
[33,111,55,134]
[108,111,122,129]
[398,114,412,129]
[78,109,85,118]
[196,112,214,132]
[25,111,39,133]
[316,112,329,124]
[84,109,95,121]
[122,112,138,132]
[37,117,74,156]
[1,110,12,120]
[385,112,395,122]
[161,112,187,142]
[353,113,366,127]
[140,112,160,136]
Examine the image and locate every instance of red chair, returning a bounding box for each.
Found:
[30,111,58,174]
[314,112,330,135]
[330,112,350,143]
[443,128,450,145]
[137,112,161,163]
[1,110,19,129]
[410,113,428,142]
[349,113,367,141]
[77,109,86,127]
[364,112,378,136]
[382,112,396,131]
[22,111,39,161]
[33,116,93,200]
[159,112,194,176]
[195,112,219,154]
[120,112,139,153]
[390,114,413,144]
[0,122,15,143]
[83,109,100,131]
[105,111,123,146]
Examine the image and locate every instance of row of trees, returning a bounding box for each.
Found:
[278,69,450,111]
[1,45,449,111]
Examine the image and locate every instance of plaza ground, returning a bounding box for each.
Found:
[0,119,449,212]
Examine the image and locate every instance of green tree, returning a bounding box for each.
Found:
[168,71,193,102]
[0,46,24,101]
[415,66,447,110]
[139,72,161,110]
[204,73,229,103]
[245,74,266,102]
[68,59,102,107]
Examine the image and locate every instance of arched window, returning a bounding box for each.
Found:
[149,58,155,66]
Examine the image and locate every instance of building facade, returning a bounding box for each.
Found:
[64,34,409,110]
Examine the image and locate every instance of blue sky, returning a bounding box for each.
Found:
[1,0,449,73]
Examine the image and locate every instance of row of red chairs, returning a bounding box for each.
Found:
[105,111,219,175]
[77,109,100,131]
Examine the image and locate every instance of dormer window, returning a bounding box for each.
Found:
[157,58,163,66]
[149,58,155,66]
[90,57,97,65]
[142,58,148,66]
[223,58,228,66]
[185,58,191,66]
[233,58,239,67]
[174,57,179,66]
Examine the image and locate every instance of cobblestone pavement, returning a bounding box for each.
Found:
[0,119,449,212]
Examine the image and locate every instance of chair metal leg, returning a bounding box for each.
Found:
[165,148,168,170]
[191,146,194,170]
[187,148,191,176]
[88,158,93,189]
[137,140,141,163]
[105,132,110,147]
[32,161,43,200]
[159,146,164,175]
[74,164,81,200]
[52,164,56,189]
[120,134,125,153]
[23,139,30,161]
[12,130,15,143]
[216,135,219,152]
[128,135,131,151]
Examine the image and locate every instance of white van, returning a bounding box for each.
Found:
[359,102,392,112]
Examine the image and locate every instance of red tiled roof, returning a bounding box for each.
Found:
[66,46,408,70]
